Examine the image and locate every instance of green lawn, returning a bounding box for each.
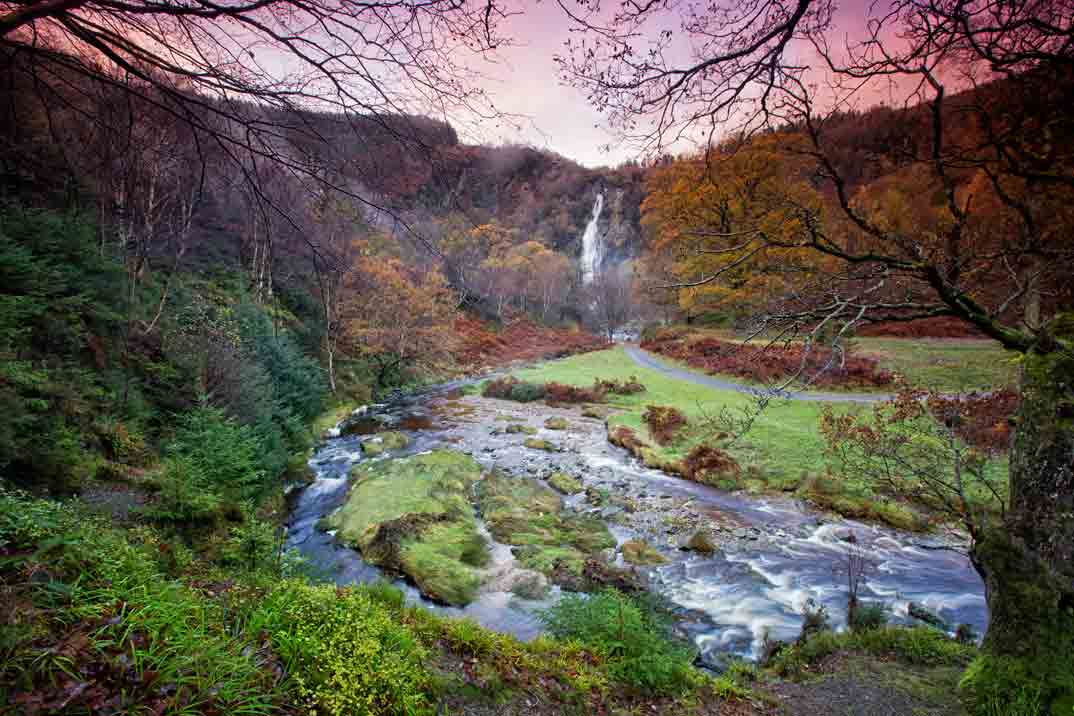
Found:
[856,337,1017,392]
[516,346,835,484]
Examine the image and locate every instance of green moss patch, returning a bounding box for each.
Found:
[547,472,583,495]
[360,430,410,456]
[523,437,558,452]
[621,540,667,565]
[504,423,537,435]
[324,450,487,605]
[476,471,614,584]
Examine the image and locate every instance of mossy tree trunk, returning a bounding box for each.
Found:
[965,318,1074,710]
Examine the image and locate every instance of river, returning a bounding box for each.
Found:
[286,378,988,667]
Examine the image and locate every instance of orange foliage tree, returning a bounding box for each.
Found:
[640,136,828,320]
[340,249,458,394]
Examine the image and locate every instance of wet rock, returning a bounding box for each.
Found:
[909,602,949,630]
[544,416,569,430]
[523,437,558,452]
[505,423,537,435]
[683,530,717,554]
[552,557,647,594]
[547,472,583,495]
[360,431,409,456]
[733,527,749,539]
[581,406,607,419]
[621,539,668,565]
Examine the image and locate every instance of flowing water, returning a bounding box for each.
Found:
[287,384,988,667]
[579,192,604,284]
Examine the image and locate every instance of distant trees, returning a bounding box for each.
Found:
[587,268,636,341]
[561,0,1074,705]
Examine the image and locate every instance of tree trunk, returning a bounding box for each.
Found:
[965,314,1074,710]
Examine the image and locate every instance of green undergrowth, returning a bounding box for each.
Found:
[1,486,740,715]
[324,450,487,605]
[476,470,615,581]
[768,625,977,678]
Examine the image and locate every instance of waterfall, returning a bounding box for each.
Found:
[580,192,604,284]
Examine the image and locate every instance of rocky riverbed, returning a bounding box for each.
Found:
[287,382,988,668]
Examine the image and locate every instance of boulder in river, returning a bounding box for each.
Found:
[505,423,537,435]
[477,470,614,585]
[325,450,485,606]
[360,431,409,456]
[547,471,583,495]
[683,530,718,554]
[621,539,668,565]
[544,416,569,430]
[523,437,558,452]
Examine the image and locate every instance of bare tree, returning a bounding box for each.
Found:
[588,267,634,341]
[559,0,1074,690]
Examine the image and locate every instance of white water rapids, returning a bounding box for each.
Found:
[580,192,604,284]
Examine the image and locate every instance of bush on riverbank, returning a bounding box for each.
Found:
[539,590,704,696]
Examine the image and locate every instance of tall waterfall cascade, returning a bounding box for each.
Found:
[580,192,605,285]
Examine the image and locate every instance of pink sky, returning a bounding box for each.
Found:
[464,0,913,168]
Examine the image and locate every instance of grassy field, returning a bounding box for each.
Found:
[856,337,1017,392]
[672,328,1017,392]
[517,346,835,485]
[514,346,1007,531]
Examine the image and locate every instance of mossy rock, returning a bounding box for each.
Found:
[639,447,687,476]
[581,406,607,419]
[524,437,558,452]
[325,450,486,605]
[684,530,717,555]
[361,431,410,456]
[544,417,569,430]
[621,539,667,565]
[505,423,537,435]
[510,571,550,600]
[476,471,613,585]
[547,472,583,495]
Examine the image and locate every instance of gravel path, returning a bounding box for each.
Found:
[623,344,892,404]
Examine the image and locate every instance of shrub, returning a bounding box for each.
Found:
[482,376,546,402]
[545,381,604,404]
[849,601,889,631]
[539,590,698,696]
[642,405,688,445]
[0,489,279,715]
[593,375,646,395]
[682,445,741,485]
[641,333,895,387]
[250,580,432,716]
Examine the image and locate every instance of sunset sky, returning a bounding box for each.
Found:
[467,0,904,168]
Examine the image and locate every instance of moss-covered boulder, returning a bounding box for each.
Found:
[547,472,582,495]
[360,431,410,456]
[581,406,607,419]
[505,423,537,435]
[621,540,667,565]
[684,530,717,554]
[476,471,614,585]
[524,437,558,452]
[324,450,486,605]
[544,416,569,430]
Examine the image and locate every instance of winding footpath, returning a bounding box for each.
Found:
[623,344,892,404]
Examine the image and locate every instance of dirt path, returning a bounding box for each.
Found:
[623,344,892,404]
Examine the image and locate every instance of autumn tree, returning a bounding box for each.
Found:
[561,0,1074,707]
[340,250,457,395]
[640,136,828,320]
